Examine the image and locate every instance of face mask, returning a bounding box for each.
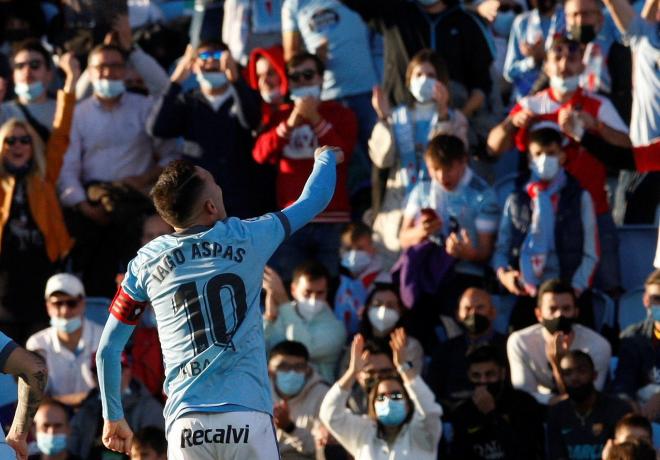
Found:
[492,11,516,38]
[341,249,372,275]
[462,313,491,336]
[566,382,594,403]
[650,304,660,322]
[368,306,401,334]
[261,88,282,104]
[569,24,596,44]
[297,298,326,321]
[374,398,408,426]
[290,85,321,101]
[50,315,82,334]
[197,71,229,89]
[275,370,306,396]
[14,81,45,102]
[36,432,67,455]
[409,76,436,104]
[530,153,560,181]
[93,79,126,98]
[549,75,580,95]
[542,315,574,334]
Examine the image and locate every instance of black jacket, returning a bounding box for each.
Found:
[612,317,660,398]
[341,0,494,105]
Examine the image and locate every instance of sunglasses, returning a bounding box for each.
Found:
[14,59,44,71]
[4,135,31,146]
[375,391,404,402]
[288,69,316,83]
[50,299,79,308]
[198,50,223,61]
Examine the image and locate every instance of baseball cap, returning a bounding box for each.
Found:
[44,273,85,299]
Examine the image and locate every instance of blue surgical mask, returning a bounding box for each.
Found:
[50,315,82,334]
[14,81,45,102]
[290,85,321,101]
[530,153,561,181]
[549,75,580,94]
[275,370,306,396]
[197,71,229,89]
[93,79,126,98]
[36,432,67,455]
[651,304,660,322]
[409,76,435,103]
[492,11,516,38]
[341,249,372,275]
[374,398,408,426]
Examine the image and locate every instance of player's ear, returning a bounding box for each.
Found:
[203,198,217,215]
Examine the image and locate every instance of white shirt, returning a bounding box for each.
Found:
[26,318,104,397]
[507,323,612,404]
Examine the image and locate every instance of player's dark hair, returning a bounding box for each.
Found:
[527,126,563,149]
[87,43,127,67]
[150,160,206,228]
[196,40,228,52]
[286,52,325,77]
[605,441,656,460]
[536,278,576,308]
[466,344,506,369]
[341,222,372,246]
[424,134,467,168]
[292,260,330,284]
[614,413,653,440]
[405,48,449,88]
[562,350,595,373]
[269,340,309,361]
[133,426,167,454]
[12,39,52,69]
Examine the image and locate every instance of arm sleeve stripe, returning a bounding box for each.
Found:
[0,341,18,372]
[273,211,292,239]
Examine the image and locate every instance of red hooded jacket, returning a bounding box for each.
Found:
[247,45,289,126]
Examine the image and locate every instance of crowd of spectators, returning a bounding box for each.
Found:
[0,0,658,458]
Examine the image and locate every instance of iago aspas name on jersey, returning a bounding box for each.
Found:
[150,241,247,283]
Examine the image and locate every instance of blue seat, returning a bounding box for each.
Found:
[85,297,111,326]
[591,289,616,333]
[617,286,646,331]
[617,225,657,291]
[491,294,516,335]
[493,172,519,210]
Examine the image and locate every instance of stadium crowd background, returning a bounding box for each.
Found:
[0,0,658,458]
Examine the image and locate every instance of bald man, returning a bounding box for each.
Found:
[428,287,508,413]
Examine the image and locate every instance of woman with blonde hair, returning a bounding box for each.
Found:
[0,53,79,344]
[369,49,469,269]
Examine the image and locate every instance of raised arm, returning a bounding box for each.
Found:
[602,0,636,33]
[4,346,48,460]
[281,146,341,233]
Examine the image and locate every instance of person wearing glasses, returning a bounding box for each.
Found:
[320,329,443,459]
[488,35,631,297]
[252,52,357,281]
[267,340,329,460]
[26,273,103,409]
[147,41,263,219]
[0,53,79,347]
[0,40,56,140]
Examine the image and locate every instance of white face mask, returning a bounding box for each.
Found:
[368,306,400,333]
[341,249,373,276]
[409,76,436,103]
[261,87,282,103]
[297,298,327,320]
[549,75,580,94]
[290,85,321,101]
[530,153,560,180]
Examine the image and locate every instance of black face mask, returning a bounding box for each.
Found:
[542,316,574,334]
[569,24,597,44]
[486,381,504,398]
[463,313,491,336]
[566,382,594,403]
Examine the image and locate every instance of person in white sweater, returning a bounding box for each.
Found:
[320,329,443,459]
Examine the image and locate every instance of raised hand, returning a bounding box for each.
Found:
[59,52,81,93]
[347,334,368,377]
[389,327,408,370]
[220,50,240,83]
[171,45,196,84]
[102,418,133,455]
[314,146,344,164]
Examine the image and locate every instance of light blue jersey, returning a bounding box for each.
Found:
[0,331,17,458]
[97,151,338,436]
[122,213,289,433]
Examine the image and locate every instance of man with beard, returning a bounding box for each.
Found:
[428,287,507,412]
[450,345,544,460]
[547,350,631,460]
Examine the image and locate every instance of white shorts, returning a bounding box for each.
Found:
[168,411,279,460]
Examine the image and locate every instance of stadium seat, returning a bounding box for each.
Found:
[491,294,516,335]
[617,286,646,331]
[654,423,660,449]
[591,289,616,333]
[85,297,112,326]
[493,172,519,210]
[617,225,657,291]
